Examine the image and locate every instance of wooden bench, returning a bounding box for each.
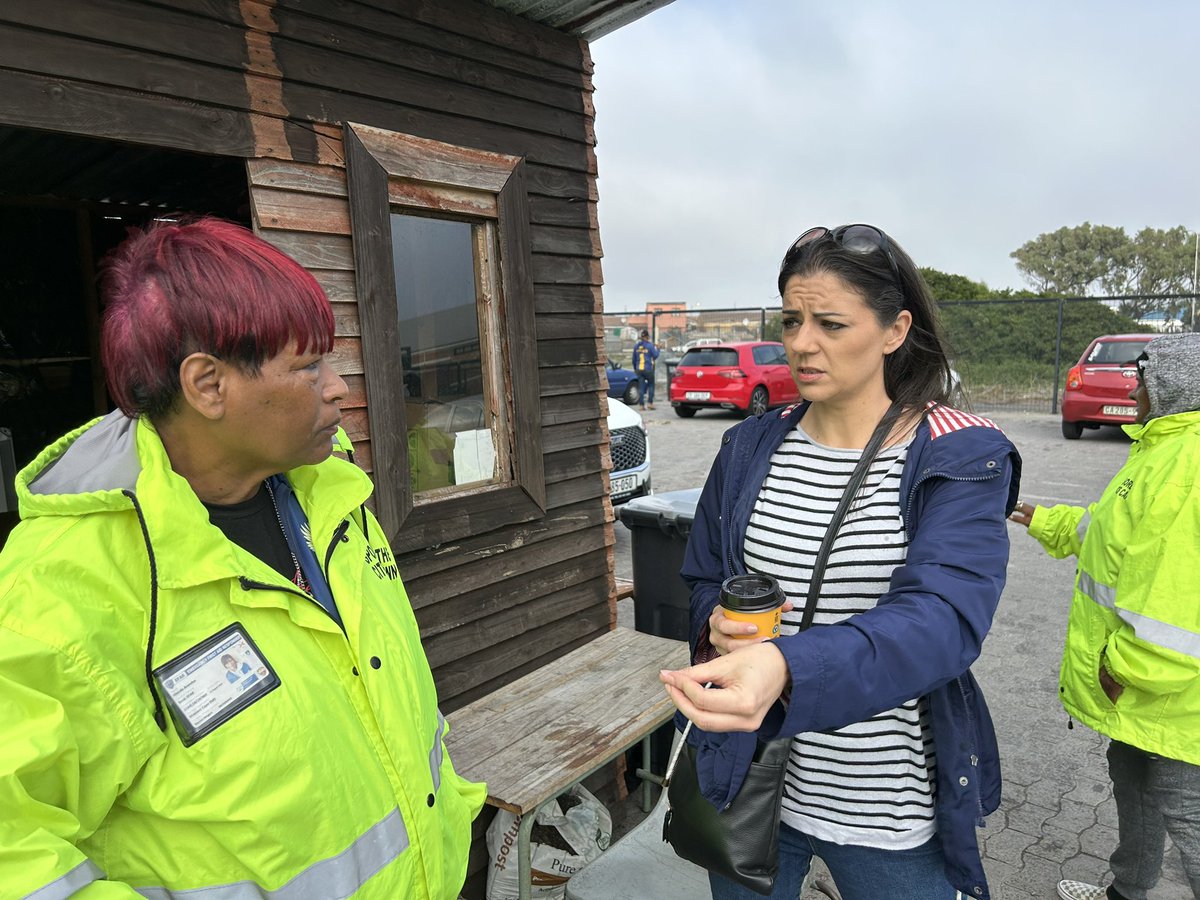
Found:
[446,626,688,900]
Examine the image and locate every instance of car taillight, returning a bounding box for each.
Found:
[719,369,747,379]
[1065,365,1082,391]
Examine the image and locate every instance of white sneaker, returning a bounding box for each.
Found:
[1057,880,1108,900]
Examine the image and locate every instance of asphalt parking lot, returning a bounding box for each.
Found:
[612,403,1191,899]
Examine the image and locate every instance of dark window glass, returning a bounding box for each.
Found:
[679,348,739,367]
[753,344,786,365]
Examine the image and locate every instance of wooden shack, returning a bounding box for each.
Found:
[0,0,674,721]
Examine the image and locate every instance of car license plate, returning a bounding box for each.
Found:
[610,475,637,496]
[1102,405,1135,417]
[684,391,710,401]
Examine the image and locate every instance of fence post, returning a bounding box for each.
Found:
[760,308,766,340]
[1051,299,1064,415]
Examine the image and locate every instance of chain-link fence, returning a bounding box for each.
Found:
[938,295,1195,413]
[602,308,769,370]
[602,295,1199,415]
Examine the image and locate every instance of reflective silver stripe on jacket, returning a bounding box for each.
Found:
[24,860,104,900]
[1078,571,1116,609]
[1076,511,1090,544]
[134,808,408,899]
[429,710,446,793]
[1079,571,1200,660]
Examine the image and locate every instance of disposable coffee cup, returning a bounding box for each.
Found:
[720,574,785,639]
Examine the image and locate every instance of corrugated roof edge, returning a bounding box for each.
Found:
[482,0,678,41]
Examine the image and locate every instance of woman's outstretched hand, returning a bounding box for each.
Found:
[660,642,790,732]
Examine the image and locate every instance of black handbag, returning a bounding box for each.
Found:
[661,403,902,895]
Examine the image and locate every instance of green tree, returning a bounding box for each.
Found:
[1010,222,1130,296]
[1105,226,1195,321]
[918,267,991,300]
[1010,223,1197,328]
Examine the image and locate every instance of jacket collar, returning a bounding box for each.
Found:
[1123,408,1200,445]
[17,411,372,589]
[20,411,140,514]
[725,400,1018,538]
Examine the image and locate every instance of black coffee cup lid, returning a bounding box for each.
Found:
[719,574,785,613]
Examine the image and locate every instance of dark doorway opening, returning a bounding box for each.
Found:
[0,125,250,545]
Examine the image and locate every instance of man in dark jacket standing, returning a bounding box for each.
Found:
[631,329,659,410]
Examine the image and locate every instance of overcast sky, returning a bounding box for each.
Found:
[588,1,1199,311]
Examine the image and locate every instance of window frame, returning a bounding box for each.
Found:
[344,122,544,551]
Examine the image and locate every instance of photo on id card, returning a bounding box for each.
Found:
[152,623,278,746]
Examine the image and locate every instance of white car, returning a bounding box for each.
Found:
[607,398,651,504]
[670,337,722,354]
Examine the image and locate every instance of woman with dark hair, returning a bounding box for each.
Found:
[661,225,1021,899]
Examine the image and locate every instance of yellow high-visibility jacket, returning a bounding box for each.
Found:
[0,412,486,898]
[1029,409,1200,765]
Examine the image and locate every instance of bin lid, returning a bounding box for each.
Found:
[616,487,701,532]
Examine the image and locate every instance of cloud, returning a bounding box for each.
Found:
[590,1,1200,309]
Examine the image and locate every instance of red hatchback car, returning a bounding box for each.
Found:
[1060,333,1152,439]
[669,341,800,418]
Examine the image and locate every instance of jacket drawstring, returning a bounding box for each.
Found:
[359,503,370,552]
[344,446,372,555]
[123,489,167,731]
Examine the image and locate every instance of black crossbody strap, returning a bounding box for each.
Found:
[797,401,904,632]
[662,400,907,785]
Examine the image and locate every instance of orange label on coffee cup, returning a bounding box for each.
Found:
[722,606,782,639]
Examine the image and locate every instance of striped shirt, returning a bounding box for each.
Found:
[743,422,937,850]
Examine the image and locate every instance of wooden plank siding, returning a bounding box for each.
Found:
[0,7,622,892]
[0,0,618,719]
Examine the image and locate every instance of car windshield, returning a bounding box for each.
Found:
[679,348,738,367]
[1087,340,1150,364]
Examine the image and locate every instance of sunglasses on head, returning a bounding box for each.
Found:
[785,224,905,301]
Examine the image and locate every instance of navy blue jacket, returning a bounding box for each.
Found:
[679,402,1021,900]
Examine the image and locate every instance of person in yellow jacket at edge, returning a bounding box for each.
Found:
[0,218,486,898]
[1010,332,1200,900]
